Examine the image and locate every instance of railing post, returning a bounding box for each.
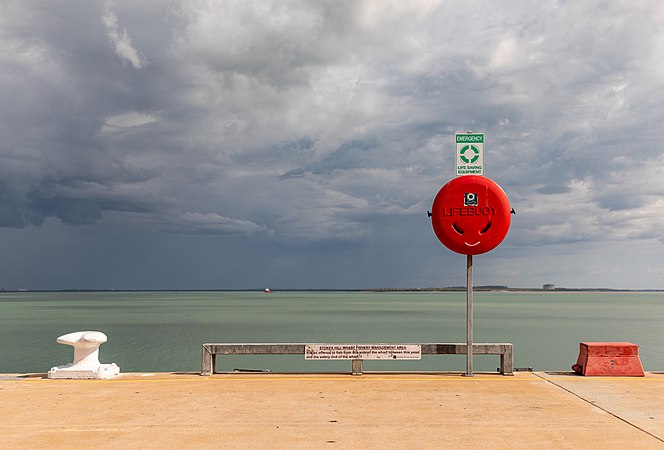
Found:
[351,359,363,375]
[501,345,514,375]
[201,346,213,376]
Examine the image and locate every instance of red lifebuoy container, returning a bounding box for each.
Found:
[430,175,511,255]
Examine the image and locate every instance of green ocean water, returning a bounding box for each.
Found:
[1,291,663,373]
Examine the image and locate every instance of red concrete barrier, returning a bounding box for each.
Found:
[572,342,644,376]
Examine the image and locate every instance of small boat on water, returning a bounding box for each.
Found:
[264,288,271,293]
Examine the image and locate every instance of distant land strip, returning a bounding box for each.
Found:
[2,287,664,293]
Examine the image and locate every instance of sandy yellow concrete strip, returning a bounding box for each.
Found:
[1,372,663,449]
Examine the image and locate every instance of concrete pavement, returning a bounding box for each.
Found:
[2,371,664,449]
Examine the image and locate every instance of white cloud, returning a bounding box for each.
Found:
[104,111,157,129]
[159,212,270,236]
[102,1,147,69]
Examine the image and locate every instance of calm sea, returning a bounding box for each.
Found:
[1,291,663,374]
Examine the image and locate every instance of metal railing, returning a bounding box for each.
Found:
[201,343,513,376]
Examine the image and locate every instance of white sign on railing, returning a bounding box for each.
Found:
[305,344,422,360]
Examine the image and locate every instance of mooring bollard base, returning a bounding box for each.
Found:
[48,363,120,380]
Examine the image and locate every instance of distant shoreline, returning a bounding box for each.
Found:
[2,287,664,293]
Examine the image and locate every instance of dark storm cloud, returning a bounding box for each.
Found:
[2,0,664,289]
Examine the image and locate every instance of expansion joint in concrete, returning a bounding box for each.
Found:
[533,372,664,445]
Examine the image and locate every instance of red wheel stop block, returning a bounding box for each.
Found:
[572,342,645,376]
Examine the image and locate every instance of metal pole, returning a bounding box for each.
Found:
[465,254,474,376]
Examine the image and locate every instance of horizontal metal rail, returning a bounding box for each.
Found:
[201,343,513,376]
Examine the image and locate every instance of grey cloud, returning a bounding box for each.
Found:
[24,183,163,226]
[593,193,648,212]
[280,140,378,177]
[0,183,43,228]
[537,185,569,195]
[28,195,102,226]
[173,1,359,88]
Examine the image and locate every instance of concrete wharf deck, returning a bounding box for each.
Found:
[2,371,664,449]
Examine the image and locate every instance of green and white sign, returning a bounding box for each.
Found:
[456,133,484,176]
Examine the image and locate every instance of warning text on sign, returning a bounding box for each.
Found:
[305,344,422,360]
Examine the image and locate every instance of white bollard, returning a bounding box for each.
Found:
[48,331,120,379]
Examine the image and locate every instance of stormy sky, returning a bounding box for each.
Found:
[2,0,664,290]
